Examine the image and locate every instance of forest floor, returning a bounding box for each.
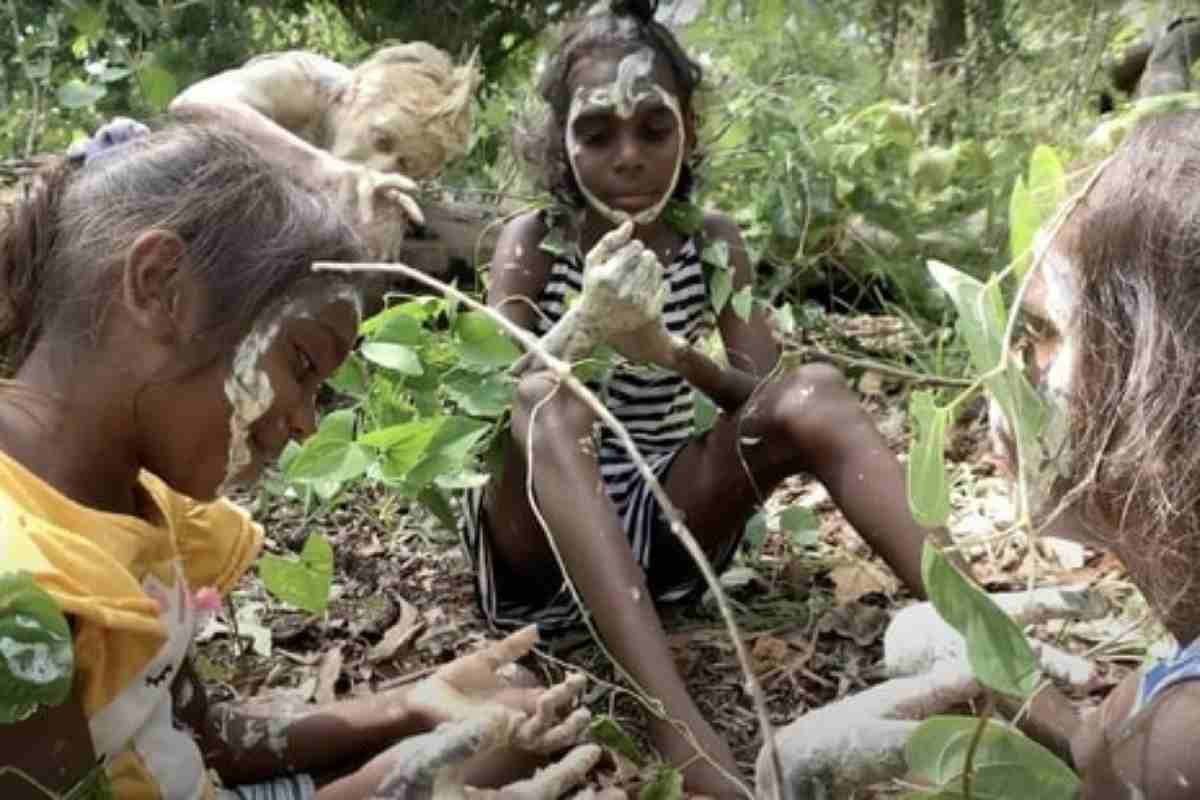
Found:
[197,312,1155,798]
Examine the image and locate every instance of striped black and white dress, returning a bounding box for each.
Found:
[461,230,717,633]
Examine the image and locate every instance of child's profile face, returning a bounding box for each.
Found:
[564,46,689,225]
[142,284,359,501]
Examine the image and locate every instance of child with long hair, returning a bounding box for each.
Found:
[464,1,934,794]
[986,109,1200,798]
[0,123,590,800]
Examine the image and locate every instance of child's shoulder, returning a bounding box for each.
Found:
[499,209,553,246]
[700,209,745,246]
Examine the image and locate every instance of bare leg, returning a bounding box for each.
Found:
[659,364,927,597]
[485,372,743,798]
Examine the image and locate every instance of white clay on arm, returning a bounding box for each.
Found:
[172,52,344,150]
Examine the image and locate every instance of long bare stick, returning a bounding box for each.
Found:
[313,260,781,800]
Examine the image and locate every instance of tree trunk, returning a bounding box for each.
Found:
[927,0,967,73]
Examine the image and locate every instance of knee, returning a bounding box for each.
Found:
[510,373,595,455]
[751,363,860,446]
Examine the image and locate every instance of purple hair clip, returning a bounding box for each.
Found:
[66,117,150,164]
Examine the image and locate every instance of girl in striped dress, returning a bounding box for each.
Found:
[464,1,933,794]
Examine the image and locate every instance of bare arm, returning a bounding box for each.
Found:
[170,52,342,182]
[655,213,777,413]
[170,52,422,233]
[486,212,556,332]
[1076,677,1200,800]
[173,657,429,786]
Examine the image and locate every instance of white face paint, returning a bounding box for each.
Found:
[565,49,686,226]
[218,282,361,495]
[989,233,1078,515]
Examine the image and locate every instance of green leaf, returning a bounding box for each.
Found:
[452,311,521,369]
[906,391,952,528]
[360,417,445,451]
[370,310,424,346]
[318,409,356,442]
[258,534,334,614]
[639,766,684,800]
[927,260,1005,376]
[589,715,644,765]
[0,572,74,724]
[906,716,1079,799]
[286,437,371,485]
[778,507,819,548]
[405,417,492,490]
[327,354,370,399]
[57,79,106,109]
[68,3,108,38]
[921,545,1041,697]
[361,343,423,375]
[702,240,730,271]
[136,63,177,110]
[662,200,704,235]
[742,511,768,555]
[443,370,514,419]
[709,265,734,314]
[693,390,719,436]
[773,303,797,336]
[417,487,459,534]
[731,286,754,322]
[1009,146,1065,280]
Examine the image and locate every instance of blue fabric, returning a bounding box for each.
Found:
[1135,638,1200,711]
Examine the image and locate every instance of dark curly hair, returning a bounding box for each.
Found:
[516,0,705,209]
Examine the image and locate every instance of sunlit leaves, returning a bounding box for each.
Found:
[57,79,107,109]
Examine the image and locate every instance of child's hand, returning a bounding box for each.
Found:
[366,716,603,799]
[577,222,678,368]
[406,625,591,754]
[320,155,425,235]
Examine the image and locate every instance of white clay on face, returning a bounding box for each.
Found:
[565,49,686,226]
[219,282,361,495]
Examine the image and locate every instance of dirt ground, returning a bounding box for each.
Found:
[197,314,1152,797]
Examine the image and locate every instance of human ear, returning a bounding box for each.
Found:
[121,229,193,343]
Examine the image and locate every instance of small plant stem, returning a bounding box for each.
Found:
[788,345,974,387]
[961,692,996,800]
[314,260,775,799]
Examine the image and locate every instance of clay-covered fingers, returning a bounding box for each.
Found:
[438,625,540,686]
[515,674,591,752]
[585,221,635,268]
[467,744,604,800]
[377,179,426,227]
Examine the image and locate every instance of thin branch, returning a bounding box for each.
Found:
[313,260,779,800]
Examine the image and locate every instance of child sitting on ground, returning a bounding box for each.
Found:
[0,123,591,800]
[462,0,935,794]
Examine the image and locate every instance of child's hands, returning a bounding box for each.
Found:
[406,625,591,754]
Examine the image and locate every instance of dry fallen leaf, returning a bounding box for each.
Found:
[858,370,885,396]
[751,635,790,673]
[369,599,424,664]
[829,560,898,605]
[315,645,344,705]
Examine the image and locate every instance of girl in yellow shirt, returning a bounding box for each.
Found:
[0,123,589,800]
